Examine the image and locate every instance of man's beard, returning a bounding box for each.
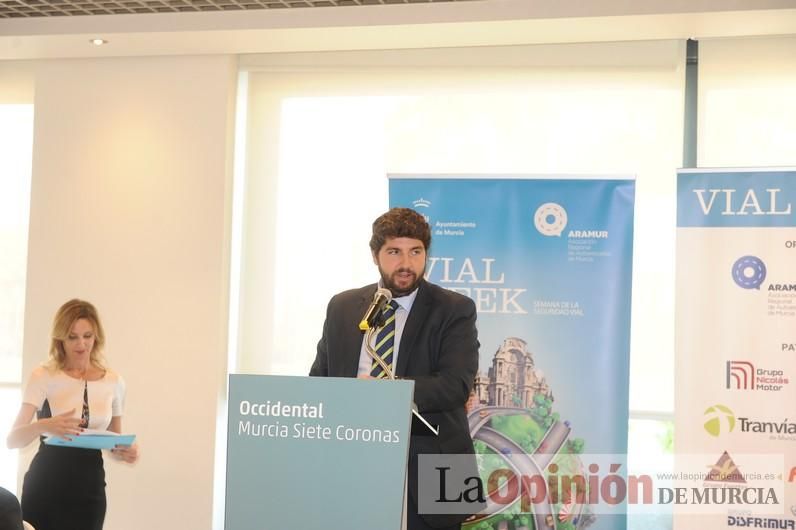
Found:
[379,266,424,297]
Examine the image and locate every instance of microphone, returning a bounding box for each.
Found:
[358,288,392,331]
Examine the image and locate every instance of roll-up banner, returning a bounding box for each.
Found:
[390,175,635,530]
[675,168,796,530]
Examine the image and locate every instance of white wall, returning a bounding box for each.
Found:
[0,62,34,103]
[19,54,237,530]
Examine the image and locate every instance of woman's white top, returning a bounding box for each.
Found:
[23,364,125,431]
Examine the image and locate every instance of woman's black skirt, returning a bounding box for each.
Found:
[21,443,106,530]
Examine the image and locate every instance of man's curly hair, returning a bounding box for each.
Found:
[369,207,431,254]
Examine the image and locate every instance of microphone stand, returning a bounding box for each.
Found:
[365,325,439,436]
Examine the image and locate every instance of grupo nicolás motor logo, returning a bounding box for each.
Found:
[732,255,767,289]
[726,361,789,392]
[704,404,736,437]
[534,203,567,237]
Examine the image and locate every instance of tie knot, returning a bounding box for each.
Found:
[385,300,399,314]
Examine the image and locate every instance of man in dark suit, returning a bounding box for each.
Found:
[0,486,24,530]
[310,207,480,530]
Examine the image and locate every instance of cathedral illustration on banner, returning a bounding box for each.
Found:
[470,337,553,409]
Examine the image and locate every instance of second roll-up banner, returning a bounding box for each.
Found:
[390,174,636,530]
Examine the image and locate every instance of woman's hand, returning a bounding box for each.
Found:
[111,443,139,464]
[42,409,83,440]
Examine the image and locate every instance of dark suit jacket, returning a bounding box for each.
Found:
[310,279,480,528]
[0,487,23,530]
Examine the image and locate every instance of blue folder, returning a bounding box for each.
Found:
[44,432,136,450]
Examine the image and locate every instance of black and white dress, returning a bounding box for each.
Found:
[20,365,125,530]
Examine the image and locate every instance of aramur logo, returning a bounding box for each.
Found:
[534,203,567,237]
[732,255,767,289]
[726,361,755,390]
[704,404,736,437]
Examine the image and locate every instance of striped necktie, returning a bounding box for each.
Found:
[370,300,399,379]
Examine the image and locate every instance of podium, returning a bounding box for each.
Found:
[224,374,414,530]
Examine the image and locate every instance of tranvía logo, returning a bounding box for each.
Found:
[704,404,736,437]
[534,203,567,237]
[732,255,767,289]
[726,360,789,392]
[701,405,796,441]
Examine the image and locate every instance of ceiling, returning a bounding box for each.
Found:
[0,0,475,19]
[1,0,795,60]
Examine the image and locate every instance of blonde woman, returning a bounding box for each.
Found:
[7,299,138,530]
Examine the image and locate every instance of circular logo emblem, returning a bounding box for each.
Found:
[534,203,567,237]
[731,256,766,290]
[703,404,736,437]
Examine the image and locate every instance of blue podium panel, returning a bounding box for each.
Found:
[225,374,414,530]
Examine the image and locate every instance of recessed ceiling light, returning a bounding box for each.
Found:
[89,38,108,46]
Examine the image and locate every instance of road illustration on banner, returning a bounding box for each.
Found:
[462,338,592,530]
[466,407,587,530]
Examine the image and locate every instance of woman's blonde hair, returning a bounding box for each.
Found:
[48,299,107,370]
